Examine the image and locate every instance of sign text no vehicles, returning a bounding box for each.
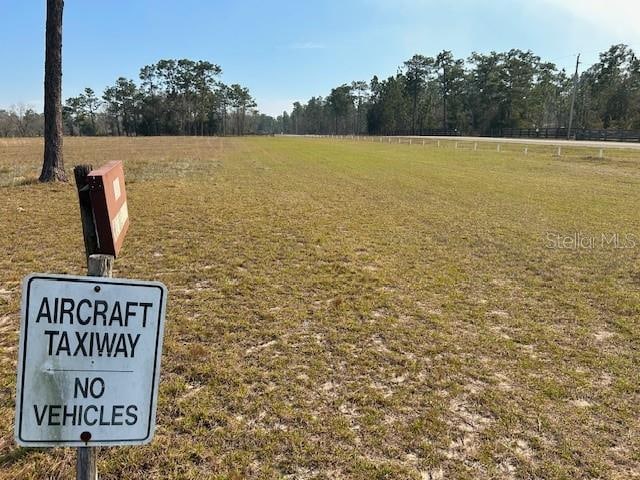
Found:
[15,274,167,447]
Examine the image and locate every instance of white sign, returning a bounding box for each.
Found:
[15,274,167,447]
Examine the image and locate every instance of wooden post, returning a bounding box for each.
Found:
[76,254,113,480]
[474,142,478,151]
[88,254,113,277]
[74,165,98,265]
[599,148,604,159]
[524,146,528,155]
[497,144,501,152]
[437,140,440,148]
[76,447,97,480]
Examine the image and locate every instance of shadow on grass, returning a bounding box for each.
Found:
[0,176,77,188]
[580,155,609,163]
[0,176,40,188]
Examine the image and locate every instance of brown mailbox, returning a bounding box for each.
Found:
[87,161,129,257]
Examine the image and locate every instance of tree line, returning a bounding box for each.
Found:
[5,45,639,139]
[277,44,640,136]
[1,58,279,137]
[0,105,44,137]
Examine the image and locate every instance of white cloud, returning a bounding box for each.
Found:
[539,0,640,43]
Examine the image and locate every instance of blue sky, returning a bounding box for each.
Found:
[1,0,639,116]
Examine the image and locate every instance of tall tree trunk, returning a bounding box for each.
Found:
[40,0,67,182]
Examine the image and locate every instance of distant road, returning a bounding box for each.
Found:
[293,134,640,150]
[400,135,640,150]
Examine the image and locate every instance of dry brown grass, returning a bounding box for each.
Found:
[1,136,639,479]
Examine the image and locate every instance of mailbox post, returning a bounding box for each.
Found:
[87,161,129,257]
[14,162,166,480]
[77,162,126,479]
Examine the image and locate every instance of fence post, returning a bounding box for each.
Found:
[524,147,528,155]
[437,140,440,148]
[474,142,477,151]
[557,146,562,156]
[497,144,501,152]
[599,148,604,159]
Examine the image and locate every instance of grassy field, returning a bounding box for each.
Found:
[1,136,639,479]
